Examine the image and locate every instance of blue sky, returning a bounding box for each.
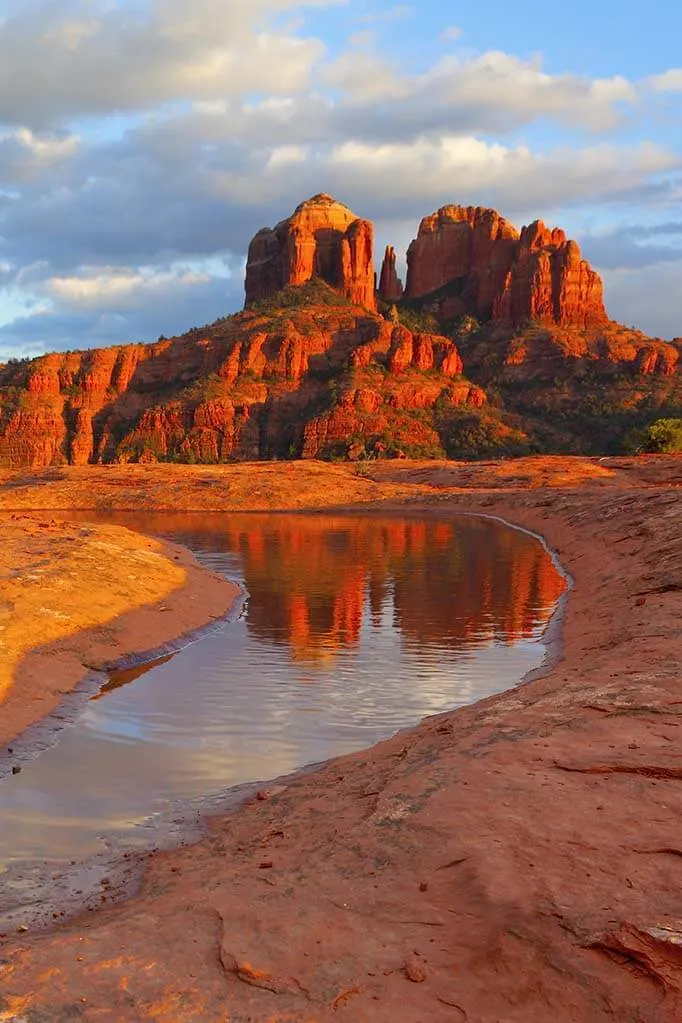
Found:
[0,0,681,357]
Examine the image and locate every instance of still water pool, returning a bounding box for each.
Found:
[0,513,564,889]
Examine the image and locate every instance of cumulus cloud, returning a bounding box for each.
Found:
[0,1,679,354]
[0,0,339,126]
[45,266,214,311]
[322,50,636,132]
[0,261,244,353]
[646,69,682,93]
[302,139,676,215]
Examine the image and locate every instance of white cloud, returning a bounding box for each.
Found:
[45,266,213,312]
[320,49,637,132]
[0,4,678,353]
[322,48,402,100]
[0,128,79,182]
[244,136,678,216]
[646,69,682,93]
[410,52,636,131]
[0,0,341,126]
[266,145,307,168]
[0,261,243,353]
[0,1,639,136]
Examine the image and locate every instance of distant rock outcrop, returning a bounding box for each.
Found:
[245,194,376,311]
[0,196,677,469]
[378,245,403,303]
[404,205,607,329]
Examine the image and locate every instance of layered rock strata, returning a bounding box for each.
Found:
[404,205,607,329]
[0,197,677,469]
[245,194,376,310]
[0,301,481,468]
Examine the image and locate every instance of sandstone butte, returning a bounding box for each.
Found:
[245,193,376,310]
[400,204,608,329]
[0,194,679,470]
[247,198,607,330]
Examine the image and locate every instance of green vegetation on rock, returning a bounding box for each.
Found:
[625,417,682,454]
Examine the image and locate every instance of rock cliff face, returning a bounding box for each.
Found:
[404,205,607,329]
[0,285,486,468]
[0,198,678,468]
[245,197,615,332]
[245,194,376,311]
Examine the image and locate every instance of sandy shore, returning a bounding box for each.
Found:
[0,456,680,1022]
[0,516,238,749]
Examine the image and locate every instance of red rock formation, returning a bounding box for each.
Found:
[386,327,463,376]
[341,218,376,309]
[405,206,519,316]
[245,194,377,311]
[493,222,606,329]
[0,199,677,468]
[0,300,481,467]
[378,245,403,303]
[404,205,607,329]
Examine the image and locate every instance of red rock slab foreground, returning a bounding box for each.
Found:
[1,460,681,1022]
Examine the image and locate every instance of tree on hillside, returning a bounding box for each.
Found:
[626,418,682,454]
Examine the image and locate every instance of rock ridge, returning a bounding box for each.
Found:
[0,297,486,468]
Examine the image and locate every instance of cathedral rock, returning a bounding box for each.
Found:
[404,205,607,330]
[244,194,376,311]
[246,197,608,331]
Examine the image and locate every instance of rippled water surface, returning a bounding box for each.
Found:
[0,513,564,876]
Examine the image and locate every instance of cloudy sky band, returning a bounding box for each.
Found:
[0,0,681,357]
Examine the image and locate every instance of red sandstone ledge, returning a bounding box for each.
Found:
[0,458,681,1021]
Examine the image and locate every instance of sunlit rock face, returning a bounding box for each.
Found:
[404,205,607,329]
[0,196,678,469]
[0,301,482,468]
[245,194,376,311]
[378,245,404,303]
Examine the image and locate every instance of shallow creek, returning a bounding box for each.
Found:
[0,512,565,925]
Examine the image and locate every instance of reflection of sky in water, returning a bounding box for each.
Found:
[0,514,564,875]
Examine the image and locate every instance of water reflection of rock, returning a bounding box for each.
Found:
[145,515,564,665]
